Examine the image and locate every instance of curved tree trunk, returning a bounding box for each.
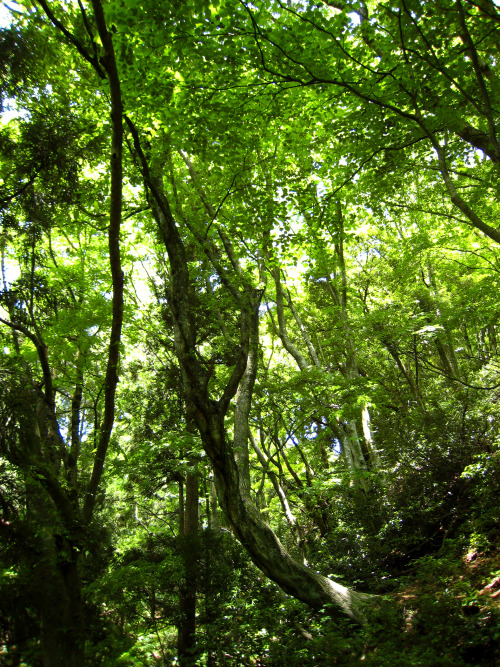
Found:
[131,137,380,626]
[196,402,376,624]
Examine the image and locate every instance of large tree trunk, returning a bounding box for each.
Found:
[38,550,85,667]
[28,481,85,667]
[19,463,85,667]
[132,140,380,626]
[196,402,376,624]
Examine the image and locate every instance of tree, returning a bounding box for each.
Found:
[240,0,500,243]
[1,0,499,663]
[0,0,124,661]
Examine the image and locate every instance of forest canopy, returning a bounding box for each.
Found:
[0,0,499,664]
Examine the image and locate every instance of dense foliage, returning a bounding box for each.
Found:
[1,0,499,664]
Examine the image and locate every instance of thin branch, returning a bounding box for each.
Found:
[34,0,105,79]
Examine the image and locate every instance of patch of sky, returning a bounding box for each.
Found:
[331,438,341,456]
[348,12,361,26]
[2,81,53,124]
[1,261,20,287]
[317,181,326,198]
[1,99,30,124]
[304,421,318,440]
[0,3,13,27]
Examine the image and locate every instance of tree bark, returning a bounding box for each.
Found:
[19,3,125,664]
[177,470,199,663]
[83,0,124,523]
[38,545,85,667]
[136,143,380,625]
[25,476,85,667]
[250,430,307,562]
[202,408,375,623]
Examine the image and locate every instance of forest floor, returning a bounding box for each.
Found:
[362,533,500,665]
